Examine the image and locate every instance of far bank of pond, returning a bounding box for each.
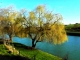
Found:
[13,35,80,60]
[67,31,80,36]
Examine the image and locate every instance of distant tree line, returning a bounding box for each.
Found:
[65,23,80,32]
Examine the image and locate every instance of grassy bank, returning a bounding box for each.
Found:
[0,44,9,55]
[13,43,62,60]
[0,43,62,60]
[0,44,30,60]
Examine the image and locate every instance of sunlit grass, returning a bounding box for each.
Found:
[0,43,62,60]
[0,44,9,55]
[14,43,62,60]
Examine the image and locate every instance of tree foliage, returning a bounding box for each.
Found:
[0,5,67,48]
[22,5,67,47]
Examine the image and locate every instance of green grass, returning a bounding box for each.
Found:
[0,43,30,60]
[13,43,62,60]
[0,44,9,55]
[0,43,62,60]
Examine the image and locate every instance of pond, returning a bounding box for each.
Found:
[13,35,80,60]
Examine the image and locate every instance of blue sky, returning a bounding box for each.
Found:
[0,0,80,24]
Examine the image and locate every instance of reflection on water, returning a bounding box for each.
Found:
[13,35,80,60]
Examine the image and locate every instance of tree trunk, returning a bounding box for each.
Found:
[32,39,36,48]
[9,34,12,43]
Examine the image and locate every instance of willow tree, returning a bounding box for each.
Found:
[22,5,67,48]
[0,6,18,42]
[0,16,5,38]
[0,6,27,43]
[14,9,28,38]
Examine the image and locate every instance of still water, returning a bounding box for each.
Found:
[13,35,80,60]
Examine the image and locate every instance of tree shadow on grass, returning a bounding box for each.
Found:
[12,43,36,50]
[0,55,30,60]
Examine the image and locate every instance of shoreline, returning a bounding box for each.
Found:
[66,31,80,36]
[13,43,62,60]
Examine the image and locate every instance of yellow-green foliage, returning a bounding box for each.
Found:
[50,24,68,44]
[0,5,67,46]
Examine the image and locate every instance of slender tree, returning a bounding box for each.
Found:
[0,6,18,42]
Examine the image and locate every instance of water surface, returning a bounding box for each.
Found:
[13,35,80,60]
